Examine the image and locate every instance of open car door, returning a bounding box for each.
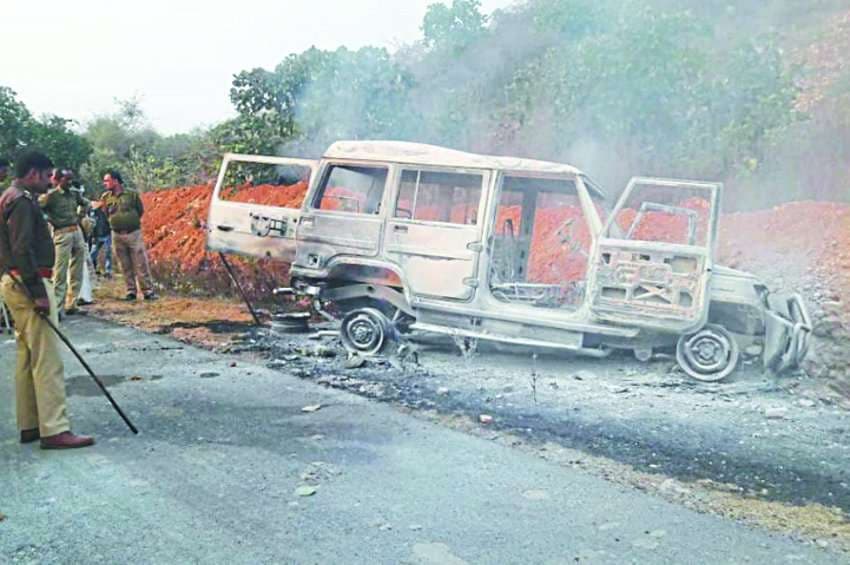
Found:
[207,153,317,262]
[587,177,722,333]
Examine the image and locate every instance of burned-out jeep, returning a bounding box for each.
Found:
[207,141,811,381]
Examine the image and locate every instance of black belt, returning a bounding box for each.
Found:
[112,228,138,235]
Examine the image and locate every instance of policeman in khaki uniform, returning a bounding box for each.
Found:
[100,170,156,301]
[39,168,88,315]
[0,151,94,449]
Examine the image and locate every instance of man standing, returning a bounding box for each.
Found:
[88,201,112,277]
[39,169,88,315]
[100,170,156,300]
[0,151,94,449]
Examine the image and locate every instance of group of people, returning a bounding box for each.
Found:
[37,167,157,315]
[0,151,157,450]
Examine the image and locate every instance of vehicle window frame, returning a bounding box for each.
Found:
[601,178,720,251]
[392,166,487,228]
[309,161,390,217]
[487,172,598,301]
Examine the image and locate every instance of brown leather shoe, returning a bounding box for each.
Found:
[40,431,95,450]
[20,428,40,444]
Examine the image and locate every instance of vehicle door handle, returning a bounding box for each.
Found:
[393,225,408,233]
[216,224,234,232]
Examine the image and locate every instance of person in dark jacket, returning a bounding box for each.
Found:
[88,201,112,277]
[0,151,94,449]
[0,157,9,184]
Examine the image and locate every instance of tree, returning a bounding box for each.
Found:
[0,86,91,173]
[0,87,33,157]
[228,46,418,156]
[80,98,217,192]
[30,115,92,172]
[422,0,488,54]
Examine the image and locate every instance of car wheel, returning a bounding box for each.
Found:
[676,324,740,382]
[340,307,395,356]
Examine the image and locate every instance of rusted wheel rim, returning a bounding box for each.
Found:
[341,308,388,356]
[677,324,739,382]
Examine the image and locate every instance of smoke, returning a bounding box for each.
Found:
[269,0,849,210]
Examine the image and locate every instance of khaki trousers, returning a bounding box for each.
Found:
[52,226,86,311]
[112,229,154,295]
[0,274,70,437]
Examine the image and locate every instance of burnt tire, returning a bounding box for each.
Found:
[340,308,396,357]
[676,324,740,382]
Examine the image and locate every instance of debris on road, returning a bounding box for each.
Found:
[479,414,494,425]
[301,404,322,413]
[522,489,549,501]
[764,407,789,420]
[294,485,318,497]
[344,354,367,369]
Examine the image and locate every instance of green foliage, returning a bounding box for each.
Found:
[0,86,91,173]
[220,0,799,194]
[6,0,810,208]
[29,115,93,173]
[0,87,33,157]
[229,46,417,156]
[422,0,488,54]
[80,98,218,193]
[527,0,609,38]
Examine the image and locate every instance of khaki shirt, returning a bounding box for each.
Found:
[39,187,87,229]
[101,188,144,233]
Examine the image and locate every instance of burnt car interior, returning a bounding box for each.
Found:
[489,176,594,310]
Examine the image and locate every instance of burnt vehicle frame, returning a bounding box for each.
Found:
[207,141,811,381]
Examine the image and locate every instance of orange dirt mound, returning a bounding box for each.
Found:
[222,181,309,208]
[140,182,308,299]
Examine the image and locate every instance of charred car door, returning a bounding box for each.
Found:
[295,162,390,270]
[587,177,722,333]
[385,168,489,301]
[207,154,317,262]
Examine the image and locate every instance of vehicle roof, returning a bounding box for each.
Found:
[324,140,586,178]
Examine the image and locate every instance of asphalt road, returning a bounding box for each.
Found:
[0,317,839,564]
[290,338,850,512]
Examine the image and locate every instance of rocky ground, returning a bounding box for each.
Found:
[718,201,850,400]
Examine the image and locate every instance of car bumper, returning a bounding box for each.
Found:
[763,292,812,373]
